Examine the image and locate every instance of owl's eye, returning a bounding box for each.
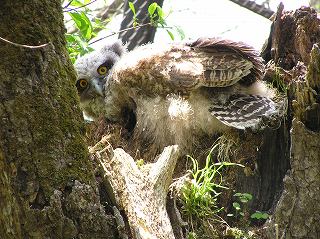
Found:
[78,79,88,88]
[97,65,108,75]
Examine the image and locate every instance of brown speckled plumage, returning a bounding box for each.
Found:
[75,37,286,158]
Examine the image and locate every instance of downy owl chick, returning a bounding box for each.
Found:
[74,41,126,120]
[74,38,286,157]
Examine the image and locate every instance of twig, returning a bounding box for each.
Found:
[228,0,274,19]
[89,23,173,45]
[63,0,98,12]
[89,22,152,45]
[0,36,49,49]
[63,0,74,9]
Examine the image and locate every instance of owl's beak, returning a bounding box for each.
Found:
[90,77,104,97]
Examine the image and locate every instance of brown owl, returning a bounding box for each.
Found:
[75,38,286,157]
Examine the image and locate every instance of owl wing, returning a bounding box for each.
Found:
[167,37,264,90]
[209,94,283,130]
[169,38,283,130]
[111,37,264,94]
[109,38,283,130]
[169,38,282,130]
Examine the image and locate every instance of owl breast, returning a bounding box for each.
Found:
[131,90,228,157]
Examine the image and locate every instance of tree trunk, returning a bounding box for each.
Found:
[118,0,164,50]
[0,1,116,238]
[260,4,320,238]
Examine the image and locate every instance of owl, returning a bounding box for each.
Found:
[74,38,286,157]
[74,42,126,120]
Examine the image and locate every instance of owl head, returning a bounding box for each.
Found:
[74,41,126,120]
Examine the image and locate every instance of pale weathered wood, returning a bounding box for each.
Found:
[94,143,180,239]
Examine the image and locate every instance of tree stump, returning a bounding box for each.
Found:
[261,5,320,239]
[91,140,180,239]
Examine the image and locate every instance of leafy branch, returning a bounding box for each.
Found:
[89,23,155,45]
[65,1,185,63]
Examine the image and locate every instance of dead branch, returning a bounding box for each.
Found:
[93,144,180,239]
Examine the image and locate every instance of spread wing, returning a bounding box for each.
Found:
[107,38,283,131]
[110,37,264,95]
[182,37,264,87]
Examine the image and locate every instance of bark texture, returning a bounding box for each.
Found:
[0,1,116,238]
[261,5,320,239]
[118,0,164,50]
[265,119,320,238]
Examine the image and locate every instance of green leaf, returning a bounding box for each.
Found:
[242,193,253,202]
[239,196,248,203]
[68,0,91,7]
[69,12,93,40]
[251,211,270,220]
[69,0,84,7]
[251,212,261,219]
[234,192,253,203]
[233,202,241,210]
[156,5,164,18]
[128,2,136,15]
[242,193,253,200]
[166,30,174,40]
[65,33,76,42]
[67,34,86,49]
[148,2,158,16]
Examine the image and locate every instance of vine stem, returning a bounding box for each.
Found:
[0,36,49,49]
[89,23,173,45]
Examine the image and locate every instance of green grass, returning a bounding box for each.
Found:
[181,146,243,220]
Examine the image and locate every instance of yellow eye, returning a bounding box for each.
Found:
[79,79,88,88]
[97,65,108,75]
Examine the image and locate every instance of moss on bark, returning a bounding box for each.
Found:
[0,1,116,238]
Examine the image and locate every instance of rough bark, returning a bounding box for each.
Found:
[264,45,320,239]
[260,5,320,239]
[265,120,320,238]
[0,1,116,238]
